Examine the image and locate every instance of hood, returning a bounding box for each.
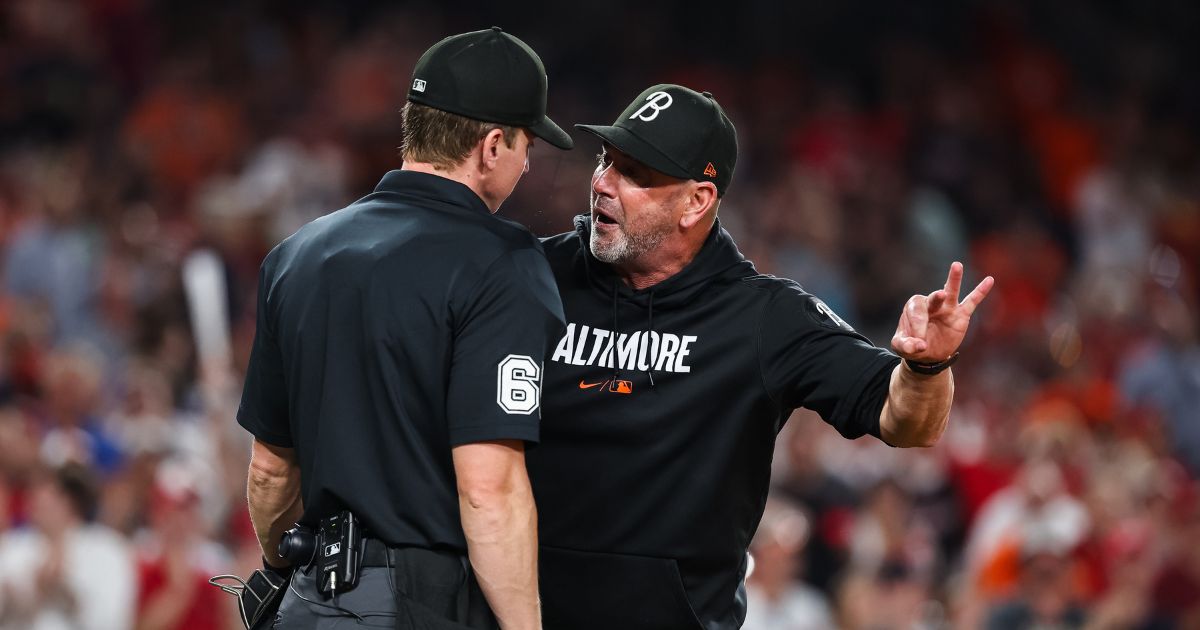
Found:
[572,214,756,310]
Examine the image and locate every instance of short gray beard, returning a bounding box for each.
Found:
[589,217,670,264]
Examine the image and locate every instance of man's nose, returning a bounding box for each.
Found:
[592,165,615,197]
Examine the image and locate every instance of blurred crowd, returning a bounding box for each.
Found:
[1,0,1197,628]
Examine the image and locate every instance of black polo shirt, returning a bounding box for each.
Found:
[237,170,564,550]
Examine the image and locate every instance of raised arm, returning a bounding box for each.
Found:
[881,262,994,447]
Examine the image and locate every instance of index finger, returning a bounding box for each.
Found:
[944,261,964,303]
[960,275,995,316]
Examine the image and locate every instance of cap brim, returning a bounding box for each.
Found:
[530,117,574,150]
[574,124,691,179]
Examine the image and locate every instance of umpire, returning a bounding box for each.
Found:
[237,28,571,629]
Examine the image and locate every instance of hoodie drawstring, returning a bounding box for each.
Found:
[646,291,656,387]
[611,281,657,388]
[611,279,621,382]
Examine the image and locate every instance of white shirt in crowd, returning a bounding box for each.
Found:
[743,583,835,630]
[0,525,135,630]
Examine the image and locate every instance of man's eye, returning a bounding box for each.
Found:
[597,152,611,167]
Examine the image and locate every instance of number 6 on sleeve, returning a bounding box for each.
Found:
[496,355,541,415]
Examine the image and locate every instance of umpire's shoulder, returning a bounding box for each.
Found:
[478,213,543,252]
[449,214,549,277]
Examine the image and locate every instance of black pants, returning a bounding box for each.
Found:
[275,547,499,630]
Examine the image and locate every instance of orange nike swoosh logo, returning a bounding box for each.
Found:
[579,380,606,389]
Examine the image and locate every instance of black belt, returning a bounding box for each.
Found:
[359,539,469,569]
[361,538,395,568]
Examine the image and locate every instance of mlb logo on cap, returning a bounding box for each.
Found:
[405,26,574,149]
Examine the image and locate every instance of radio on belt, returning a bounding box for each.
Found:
[317,511,363,595]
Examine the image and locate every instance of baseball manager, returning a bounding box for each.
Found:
[527,84,993,629]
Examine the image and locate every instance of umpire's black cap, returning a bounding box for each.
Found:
[407,27,573,150]
[576,84,738,195]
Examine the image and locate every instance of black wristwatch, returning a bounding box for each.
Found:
[904,352,959,375]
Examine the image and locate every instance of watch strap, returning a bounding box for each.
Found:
[904,352,959,375]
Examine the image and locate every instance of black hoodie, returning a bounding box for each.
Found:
[527,217,901,629]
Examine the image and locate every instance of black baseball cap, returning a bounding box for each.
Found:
[576,84,737,195]
[407,27,573,150]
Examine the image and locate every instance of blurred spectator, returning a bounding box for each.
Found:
[35,345,124,476]
[132,462,231,630]
[0,406,39,525]
[743,498,833,630]
[120,73,247,205]
[1118,285,1200,474]
[835,558,937,630]
[772,412,862,592]
[2,150,108,349]
[836,481,942,629]
[983,544,1088,630]
[847,479,939,584]
[965,455,1090,600]
[236,137,350,243]
[1151,495,1200,626]
[0,463,135,629]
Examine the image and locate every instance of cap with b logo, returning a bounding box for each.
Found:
[576,84,737,194]
[408,27,573,150]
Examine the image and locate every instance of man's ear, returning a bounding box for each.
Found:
[679,182,718,229]
[479,128,507,172]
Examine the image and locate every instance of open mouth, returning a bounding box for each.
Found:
[593,207,619,226]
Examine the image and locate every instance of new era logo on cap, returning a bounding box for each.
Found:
[412,78,427,93]
[704,162,718,177]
